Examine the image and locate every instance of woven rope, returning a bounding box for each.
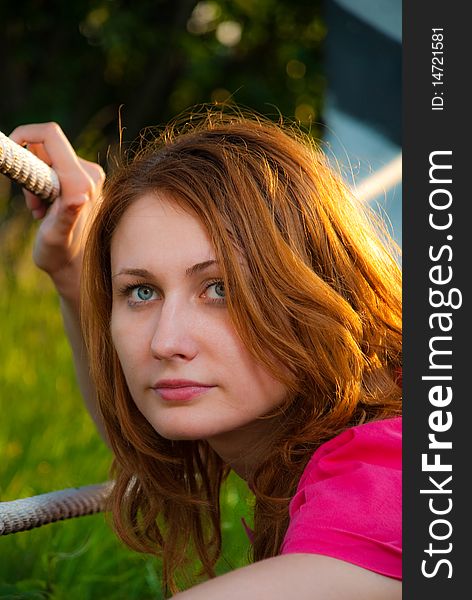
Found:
[0,130,60,201]
[0,482,112,535]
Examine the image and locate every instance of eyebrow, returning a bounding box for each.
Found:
[112,260,219,279]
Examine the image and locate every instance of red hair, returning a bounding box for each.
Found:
[81,107,401,595]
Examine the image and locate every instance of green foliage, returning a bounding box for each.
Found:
[1,3,325,593]
[0,242,252,597]
[1,0,325,273]
[2,0,325,155]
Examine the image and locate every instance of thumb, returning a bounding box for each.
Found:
[48,192,89,239]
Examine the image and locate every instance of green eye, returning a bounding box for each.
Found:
[214,282,225,297]
[134,286,155,301]
[205,281,226,301]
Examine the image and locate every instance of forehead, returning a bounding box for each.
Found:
[110,193,215,270]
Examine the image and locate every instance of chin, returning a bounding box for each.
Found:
[158,430,202,442]
[153,417,242,443]
[150,419,216,442]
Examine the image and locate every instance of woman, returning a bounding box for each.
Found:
[11,109,402,599]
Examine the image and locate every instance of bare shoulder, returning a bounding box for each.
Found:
[172,553,402,599]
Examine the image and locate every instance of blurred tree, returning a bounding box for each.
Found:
[1,0,325,271]
[2,0,325,155]
[0,0,325,276]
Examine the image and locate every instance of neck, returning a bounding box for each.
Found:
[206,417,282,484]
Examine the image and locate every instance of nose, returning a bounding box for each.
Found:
[150,296,199,361]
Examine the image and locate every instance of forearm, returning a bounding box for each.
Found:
[171,555,402,600]
[9,122,108,441]
[60,295,109,445]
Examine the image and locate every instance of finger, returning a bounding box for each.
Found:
[24,142,52,166]
[24,189,42,211]
[32,205,48,220]
[46,192,91,239]
[11,124,99,208]
[23,189,48,219]
[9,122,81,175]
[78,158,106,187]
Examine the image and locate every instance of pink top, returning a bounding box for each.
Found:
[280,417,402,580]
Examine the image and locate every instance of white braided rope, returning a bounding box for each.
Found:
[0,482,113,535]
[0,130,60,201]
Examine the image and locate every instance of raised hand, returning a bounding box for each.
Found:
[9,122,105,304]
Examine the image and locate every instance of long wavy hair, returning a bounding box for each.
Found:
[81,107,402,595]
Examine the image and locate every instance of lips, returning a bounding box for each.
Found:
[152,379,215,402]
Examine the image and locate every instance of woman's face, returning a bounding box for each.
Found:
[110,193,287,452]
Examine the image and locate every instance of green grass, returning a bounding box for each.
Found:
[0,245,252,599]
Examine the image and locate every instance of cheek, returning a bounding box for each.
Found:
[111,326,145,405]
[110,315,125,359]
[253,367,288,409]
[224,335,288,408]
[110,314,141,374]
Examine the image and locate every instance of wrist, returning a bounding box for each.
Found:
[49,263,82,309]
